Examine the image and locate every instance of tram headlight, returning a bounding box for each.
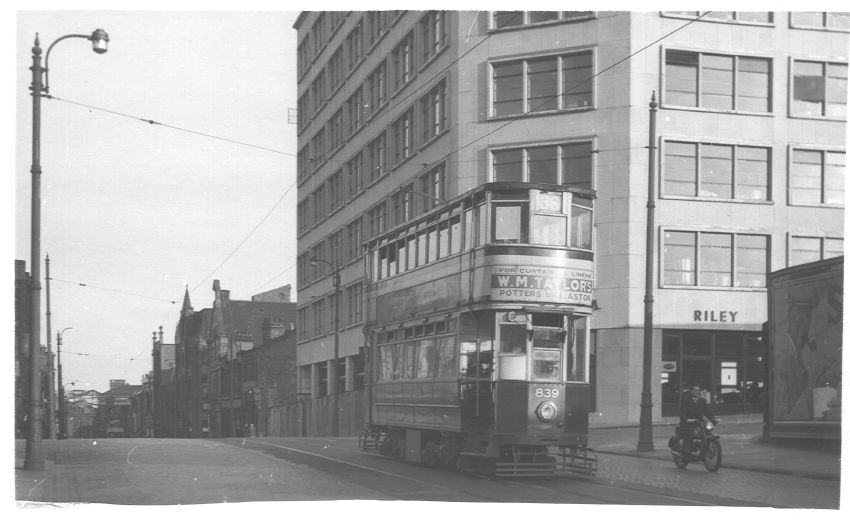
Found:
[536,401,559,422]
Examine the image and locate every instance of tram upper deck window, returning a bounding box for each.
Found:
[493,202,529,243]
[570,195,593,250]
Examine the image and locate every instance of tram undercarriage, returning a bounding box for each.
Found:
[359,427,597,477]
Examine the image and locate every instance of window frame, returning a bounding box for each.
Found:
[659,138,773,202]
[662,47,773,115]
[489,140,595,189]
[661,228,770,290]
[787,146,846,207]
[489,11,597,31]
[788,234,845,267]
[660,11,775,26]
[489,49,595,118]
[789,11,850,32]
[788,57,848,120]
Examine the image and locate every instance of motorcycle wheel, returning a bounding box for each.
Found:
[672,450,688,469]
[703,438,722,472]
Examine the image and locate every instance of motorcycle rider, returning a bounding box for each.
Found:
[678,383,718,455]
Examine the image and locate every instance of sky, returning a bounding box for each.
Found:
[11,8,300,392]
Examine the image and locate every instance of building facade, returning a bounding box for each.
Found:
[295,11,846,428]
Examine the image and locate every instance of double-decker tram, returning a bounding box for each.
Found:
[360,182,597,476]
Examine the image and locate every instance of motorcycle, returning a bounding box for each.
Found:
[668,419,722,472]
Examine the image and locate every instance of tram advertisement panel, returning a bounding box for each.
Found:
[482,261,594,308]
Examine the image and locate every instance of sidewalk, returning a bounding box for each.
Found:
[587,415,841,480]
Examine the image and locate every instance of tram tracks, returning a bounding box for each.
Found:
[224,437,764,506]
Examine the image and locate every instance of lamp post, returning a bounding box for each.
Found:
[310,257,341,437]
[57,327,73,439]
[61,380,77,438]
[25,29,109,471]
[637,92,658,452]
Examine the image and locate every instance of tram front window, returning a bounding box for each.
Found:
[532,350,561,380]
[498,324,528,380]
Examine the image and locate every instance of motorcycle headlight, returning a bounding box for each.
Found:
[536,401,558,422]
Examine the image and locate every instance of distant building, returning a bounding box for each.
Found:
[94,382,142,437]
[14,260,32,438]
[251,284,293,303]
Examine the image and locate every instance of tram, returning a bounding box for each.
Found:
[359,182,597,476]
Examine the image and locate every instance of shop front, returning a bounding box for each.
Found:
[661,329,765,416]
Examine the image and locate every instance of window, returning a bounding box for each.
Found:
[346,20,364,71]
[367,11,388,46]
[392,109,414,164]
[663,141,770,200]
[328,47,344,93]
[491,11,595,29]
[297,37,310,77]
[368,201,386,238]
[345,218,362,262]
[790,12,850,31]
[346,87,364,136]
[665,50,771,112]
[493,203,529,243]
[329,229,343,269]
[297,145,309,183]
[367,132,386,182]
[367,60,387,116]
[663,231,769,288]
[418,164,446,212]
[311,13,326,57]
[346,152,363,199]
[311,69,326,113]
[792,60,847,118]
[310,128,325,168]
[392,32,415,91]
[790,236,844,266]
[297,200,309,234]
[421,11,447,62]
[297,93,309,131]
[789,148,845,206]
[491,142,593,188]
[312,299,325,336]
[664,11,773,24]
[312,185,325,223]
[492,50,593,116]
[327,109,343,152]
[421,79,447,142]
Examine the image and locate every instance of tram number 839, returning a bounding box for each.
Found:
[534,387,560,398]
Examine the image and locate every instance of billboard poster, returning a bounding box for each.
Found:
[770,262,842,423]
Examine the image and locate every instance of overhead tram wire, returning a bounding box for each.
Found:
[46,95,294,157]
[49,277,178,303]
[189,180,297,294]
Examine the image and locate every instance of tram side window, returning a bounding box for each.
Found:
[436,336,458,377]
[460,340,494,378]
[416,340,435,378]
[567,316,588,382]
[493,203,529,244]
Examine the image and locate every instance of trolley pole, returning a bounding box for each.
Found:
[637,92,658,452]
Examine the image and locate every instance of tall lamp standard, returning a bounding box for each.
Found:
[310,257,341,437]
[24,29,108,470]
[56,327,73,439]
[637,92,658,452]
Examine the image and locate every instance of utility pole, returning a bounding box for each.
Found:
[637,92,658,452]
[45,254,55,440]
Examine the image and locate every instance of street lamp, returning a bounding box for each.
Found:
[637,92,658,452]
[310,257,341,437]
[57,327,73,439]
[25,28,109,471]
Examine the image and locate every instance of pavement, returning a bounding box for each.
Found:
[587,414,841,481]
[14,414,842,504]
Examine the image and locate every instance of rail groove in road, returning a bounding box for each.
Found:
[225,437,770,507]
